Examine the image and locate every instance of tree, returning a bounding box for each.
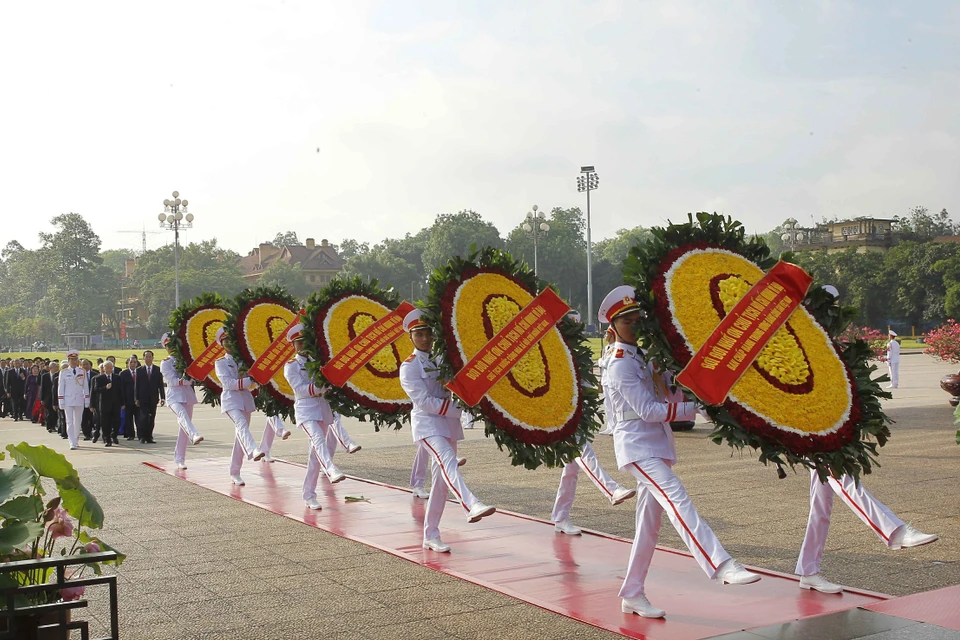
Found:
[100,249,135,275]
[341,246,421,297]
[270,231,300,246]
[420,211,503,274]
[592,226,653,265]
[336,239,369,260]
[257,260,313,299]
[893,206,956,240]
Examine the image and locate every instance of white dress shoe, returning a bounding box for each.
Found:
[251,448,265,462]
[262,454,275,463]
[175,462,188,470]
[456,457,466,467]
[304,498,323,510]
[411,487,430,499]
[467,502,495,523]
[891,524,938,549]
[799,573,843,594]
[347,444,362,454]
[230,474,245,486]
[554,519,582,535]
[609,486,636,506]
[715,559,761,585]
[621,595,665,618]
[326,465,346,484]
[70,446,78,450]
[279,430,291,440]
[191,435,204,445]
[422,538,451,553]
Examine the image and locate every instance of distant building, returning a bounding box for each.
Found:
[101,258,151,342]
[237,238,345,288]
[793,218,898,254]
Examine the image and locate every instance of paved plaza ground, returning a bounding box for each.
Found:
[1,354,958,639]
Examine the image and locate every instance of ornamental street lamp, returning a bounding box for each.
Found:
[522,204,550,278]
[780,217,804,252]
[576,166,599,333]
[158,191,195,308]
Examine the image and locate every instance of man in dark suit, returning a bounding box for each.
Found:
[6,359,26,421]
[135,351,164,443]
[0,358,8,418]
[120,356,139,440]
[80,359,96,441]
[92,361,122,447]
[39,361,58,432]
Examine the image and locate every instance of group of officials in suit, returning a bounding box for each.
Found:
[1,349,169,449]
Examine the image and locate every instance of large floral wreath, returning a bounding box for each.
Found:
[224,285,300,422]
[624,213,891,480]
[427,247,601,469]
[302,277,414,431]
[167,293,228,407]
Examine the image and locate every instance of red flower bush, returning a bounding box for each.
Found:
[924,319,960,364]
[840,326,888,362]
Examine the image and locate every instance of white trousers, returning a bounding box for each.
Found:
[620,458,731,598]
[64,406,84,448]
[259,415,288,454]
[300,420,336,501]
[887,361,899,388]
[324,413,358,454]
[421,436,480,541]
[168,403,199,465]
[410,445,428,489]
[795,470,904,576]
[551,442,622,523]
[226,410,258,475]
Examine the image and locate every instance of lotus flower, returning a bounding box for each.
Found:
[60,585,85,601]
[83,542,101,554]
[47,508,74,540]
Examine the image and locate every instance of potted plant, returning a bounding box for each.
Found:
[0,442,125,635]
[923,320,960,407]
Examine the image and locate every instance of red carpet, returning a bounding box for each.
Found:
[145,458,888,640]
[863,584,960,631]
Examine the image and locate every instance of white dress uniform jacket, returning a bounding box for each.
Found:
[605,342,697,466]
[160,357,197,406]
[57,367,90,408]
[214,354,256,414]
[283,354,334,426]
[399,350,463,442]
[886,339,901,363]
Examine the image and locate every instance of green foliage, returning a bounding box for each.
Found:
[420,211,503,275]
[425,245,602,470]
[167,293,229,408]
[341,247,421,296]
[258,259,314,298]
[0,467,39,504]
[302,276,411,431]
[622,212,892,482]
[224,285,300,421]
[270,231,300,246]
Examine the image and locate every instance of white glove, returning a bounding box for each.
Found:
[244,377,259,390]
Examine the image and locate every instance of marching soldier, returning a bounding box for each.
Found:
[214,327,265,485]
[159,333,204,469]
[600,286,759,618]
[399,309,495,553]
[282,323,345,510]
[57,349,89,450]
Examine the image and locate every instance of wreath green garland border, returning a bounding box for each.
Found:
[224,284,301,422]
[622,212,892,482]
[167,293,228,408]
[426,246,602,470]
[302,276,412,432]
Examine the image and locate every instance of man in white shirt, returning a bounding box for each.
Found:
[159,333,204,470]
[214,327,265,485]
[57,349,89,450]
[886,330,900,389]
[600,286,759,618]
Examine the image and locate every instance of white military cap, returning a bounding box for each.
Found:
[215,327,228,345]
[65,348,79,358]
[821,285,839,298]
[566,310,582,324]
[598,285,641,326]
[889,329,897,337]
[403,309,428,332]
[285,323,304,343]
[159,332,171,347]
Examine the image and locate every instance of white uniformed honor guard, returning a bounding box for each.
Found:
[399,309,495,553]
[58,349,89,450]
[552,310,635,535]
[885,330,900,389]
[158,333,204,470]
[282,323,346,511]
[213,327,266,485]
[409,427,467,499]
[600,286,760,618]
[258,415,291,463]
[597,327,617,436]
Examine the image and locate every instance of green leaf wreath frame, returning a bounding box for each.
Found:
[623,212,892,481]
[302,276,412,432]
[224,284,301,422]
[167,293,228,408]
[425,246,602,470]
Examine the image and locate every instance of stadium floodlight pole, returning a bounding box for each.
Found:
[158,191,195,308]
[577,166,599,333]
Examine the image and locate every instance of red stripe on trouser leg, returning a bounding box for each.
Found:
[300,424,329,473]
[424,439,469,512]
[832,475,890,542]
[577,457,613,497]
[633,462,718,571]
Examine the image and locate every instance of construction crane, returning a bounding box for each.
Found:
[118,226,164,253]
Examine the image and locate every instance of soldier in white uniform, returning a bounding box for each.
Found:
[399,309,495,552]
[597,327,617,436]
[258,415,291,463]
[600,286,760,618]
[213,327,265,485]
[158,333,204,470]
[282,323,346,510]
[885,330,900,389]
[410,428,466,499]
[552,311,635,535]
[57,349,89,450]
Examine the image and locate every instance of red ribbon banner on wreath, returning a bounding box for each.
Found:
[676,260,813,406]
[185,341,225,380]
[446,288,570,407]
[321,301,416,387]
[248,310,305,386]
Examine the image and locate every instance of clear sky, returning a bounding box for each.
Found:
[3,1,958,254]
